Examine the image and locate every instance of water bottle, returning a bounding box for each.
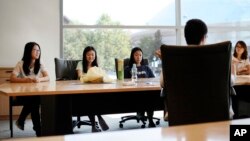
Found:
[131,63,137,82]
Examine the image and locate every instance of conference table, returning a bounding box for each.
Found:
[234,75,250,86]
[0,78,163,136]
[3,118,250,141]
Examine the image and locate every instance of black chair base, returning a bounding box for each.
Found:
[55,58,99,132]
[119,115,160,128]
[72,120,99,129]
[73,116,99,129]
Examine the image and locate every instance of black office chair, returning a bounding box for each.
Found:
[54,58,98,129]
[115,58,160,128]
[161,41,232,126]
[232,85,250,119]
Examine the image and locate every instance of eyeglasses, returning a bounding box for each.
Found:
[32,49,40,52]
[236,45,243,49]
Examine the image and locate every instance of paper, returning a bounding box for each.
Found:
[80,67,114,83]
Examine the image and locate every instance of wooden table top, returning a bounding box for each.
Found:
[3,118,250,141]
[1,74,249,96]
[234,75,250,86]
[0,78,161,96]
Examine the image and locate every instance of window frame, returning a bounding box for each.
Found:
[60,0,250,57]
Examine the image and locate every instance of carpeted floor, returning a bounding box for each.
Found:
[0,112,168,140]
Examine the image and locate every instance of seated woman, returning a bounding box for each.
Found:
[10,42,50,136]
[124,47,156,127]
[76,46,109,132]
[232,40,250,75]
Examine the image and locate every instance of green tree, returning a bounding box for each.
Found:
[63,14,163,73]
[138,30,162,62]
[63,14,131,72]
[88,14,131,71]
[138,36,155,61]
[154,30,163,53]
[63,29,89,59]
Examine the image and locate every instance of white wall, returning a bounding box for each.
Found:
[0,0,60,80]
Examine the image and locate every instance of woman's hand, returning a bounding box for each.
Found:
[25,77,40,83]
[155,49,162,59]
[32,77,40,83]
[236,64,250,75]
[25,78,34,83]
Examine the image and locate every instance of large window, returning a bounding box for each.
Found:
[62,0,250,76]
[63,0,175,26]
[180,0,250,46]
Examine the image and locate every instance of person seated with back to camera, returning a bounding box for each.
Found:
[155,18,235,120]
[76,46,109,132]
[124,47,156,127]
[232,40,250,75]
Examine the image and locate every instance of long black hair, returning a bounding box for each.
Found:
[22,42,41,75]
[82,46,98,73]
[128,47,144,68]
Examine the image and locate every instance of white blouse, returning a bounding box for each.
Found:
[12,60,48,79]
[232,56,250,72]
[76,61,87,76]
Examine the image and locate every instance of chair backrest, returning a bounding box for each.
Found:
[114,58,149,79]
[161,41,232,126]
[54,58,81,80]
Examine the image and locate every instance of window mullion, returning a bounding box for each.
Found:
[175,0,182,45]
